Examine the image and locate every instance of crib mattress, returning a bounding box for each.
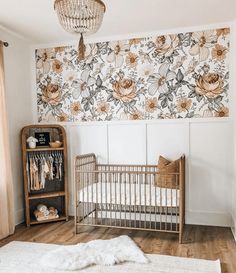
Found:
[79,182,179,207]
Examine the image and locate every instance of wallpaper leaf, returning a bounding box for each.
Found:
[35,28,230,122]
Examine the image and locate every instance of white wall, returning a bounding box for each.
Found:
[0,27,33,224]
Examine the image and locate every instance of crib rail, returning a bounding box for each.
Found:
[75,154,185,243]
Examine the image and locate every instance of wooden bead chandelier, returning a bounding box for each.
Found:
[54,0,106,60]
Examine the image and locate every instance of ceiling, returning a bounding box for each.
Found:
[0,0,236,44]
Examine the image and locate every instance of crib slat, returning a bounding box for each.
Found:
[119,172,122,227]
[176,172,178,232]
[109,171,114,226]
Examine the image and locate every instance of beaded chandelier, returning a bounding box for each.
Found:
[54,0,106,60]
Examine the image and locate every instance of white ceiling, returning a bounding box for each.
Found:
[0,0,236,44]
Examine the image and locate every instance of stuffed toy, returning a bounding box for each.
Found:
[34,204,59,221]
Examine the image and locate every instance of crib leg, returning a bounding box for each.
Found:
[179,231,183,244]
[179,225,184,244]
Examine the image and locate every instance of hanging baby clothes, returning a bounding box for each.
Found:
[48,154,54,181]
[58,154,63,180]
[55,153,63,180]
[29,157,40,190]
[40,157,50,189]
[27,151,63,192]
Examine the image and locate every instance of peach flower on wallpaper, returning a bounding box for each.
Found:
[52,59,63,73]
[211,44,227,61]
[107,41,130,68]
[155,35,179,57]
[189,30,217,61]
[130,111,142,120]
[214,106,229,117]
[216,28,230,37]
[70,102,81,116]
[97,101,110,114]
[195,73,224,99]
[125,52,138,68]
[176,98,192,113]
[41,83,62,106]
[145,98,158,113]
[129,38,143,46]
[56,112,69,122]
[112,79,137,103]
[54,46,65,54]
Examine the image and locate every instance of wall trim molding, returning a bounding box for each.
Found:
[35,117,231,128]
[186,210,231,227]
[231,215,236,241]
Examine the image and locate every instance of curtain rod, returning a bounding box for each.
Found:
[0,41,9,47]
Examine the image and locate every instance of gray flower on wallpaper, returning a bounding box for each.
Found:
[148,63,176,95]
[71,70,96,99]
[35,27,230,122]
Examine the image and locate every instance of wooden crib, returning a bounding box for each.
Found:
[74,154,185,243]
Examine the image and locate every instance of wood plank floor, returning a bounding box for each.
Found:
[0,220,236,273]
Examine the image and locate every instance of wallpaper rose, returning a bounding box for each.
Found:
[36,28,230,122]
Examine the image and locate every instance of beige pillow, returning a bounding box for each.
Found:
[156,156,180,189]
[158,155,171,168]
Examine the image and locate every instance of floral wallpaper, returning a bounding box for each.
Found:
[36,28,230,122]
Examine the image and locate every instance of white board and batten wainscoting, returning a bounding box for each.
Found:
[60,117,233,228]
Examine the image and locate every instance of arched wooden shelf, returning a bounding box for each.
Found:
[21,124,68,226]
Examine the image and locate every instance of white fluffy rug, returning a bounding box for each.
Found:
[0,240,221,273]
[41,235,148,270]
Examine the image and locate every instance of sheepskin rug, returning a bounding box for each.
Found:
[0,240,221,273]
[41,235,148,270]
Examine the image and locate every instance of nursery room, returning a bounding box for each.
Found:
[0,0,236,272]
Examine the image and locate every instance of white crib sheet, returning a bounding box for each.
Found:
[79,182,179,207]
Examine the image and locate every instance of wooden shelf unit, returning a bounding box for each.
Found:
[21,124,69,226]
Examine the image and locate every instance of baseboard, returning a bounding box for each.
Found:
[186,210,231,227]
[15,208,25,225]
[231,215,236,241]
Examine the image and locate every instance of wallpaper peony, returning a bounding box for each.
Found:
[36,28,230,122]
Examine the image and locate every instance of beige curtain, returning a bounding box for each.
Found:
[0,41,15,239]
